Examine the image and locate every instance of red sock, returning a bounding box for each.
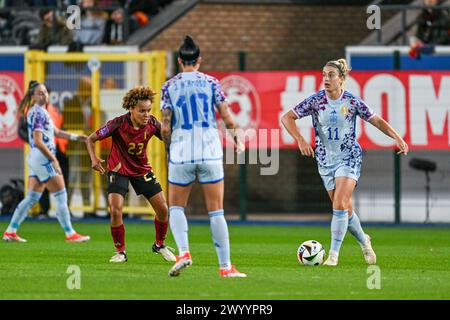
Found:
[111,224,125,252]
[154,218,168,247]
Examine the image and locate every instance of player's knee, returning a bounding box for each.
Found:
[155,204,169,220]
[27,191,42,205]
[333,199,350,211]
[110,205,123,219]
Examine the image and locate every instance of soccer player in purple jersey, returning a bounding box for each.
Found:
[282,59,408,266]
[85,86,176,263]
[3,81,90,243]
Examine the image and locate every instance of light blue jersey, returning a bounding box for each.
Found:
[27,104,58,182]
[160,71,226,164]
[292,90,375,169]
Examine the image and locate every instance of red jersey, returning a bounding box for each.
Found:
[95,112,162,177]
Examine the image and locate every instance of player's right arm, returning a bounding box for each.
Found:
[281,111,314,158]
[161,108,172,147]
[33,130,62,174]
[85,131,105,174]
[160,81,176,150]
[281,94,316,158]
[85,117,120,174]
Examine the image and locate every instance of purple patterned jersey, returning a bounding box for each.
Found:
[291,90,375,167]
[27,104,56,161]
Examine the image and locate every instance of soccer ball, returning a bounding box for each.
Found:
[297,240,325,266]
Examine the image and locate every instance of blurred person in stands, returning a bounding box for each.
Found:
[64,76,94,215]
[119,0,160,27]
[73,0,107,45]
[103,8,139,45]
[102,77,118,90]
[35,9,73,51]
[4,0,56,6]
[3,81,90,243]
[409,0,450,59]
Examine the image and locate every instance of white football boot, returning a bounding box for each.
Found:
[109,252,128,263]
[323,251,339,266]
[152,243,176,262]
[360,234,377,265]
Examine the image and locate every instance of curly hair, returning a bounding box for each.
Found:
[122,86,157,110]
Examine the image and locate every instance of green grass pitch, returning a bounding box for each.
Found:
[0,220,449,300]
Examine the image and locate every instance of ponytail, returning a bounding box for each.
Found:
[325,58,351,79]
[18,80,40,115]
[178,35,200,65]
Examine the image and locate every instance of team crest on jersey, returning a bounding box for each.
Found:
[329,110,338,125]
[341,104,349,115]
[0,75,23,143]
[98,126,109,137]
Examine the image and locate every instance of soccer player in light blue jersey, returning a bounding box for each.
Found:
[3,81,90,243]
[282,59,409,266]
[160,36,246,277]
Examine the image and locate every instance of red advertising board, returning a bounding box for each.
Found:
[210,71,450,150]
[0,72,24,148]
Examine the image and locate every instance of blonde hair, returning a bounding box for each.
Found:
[325,58,351,79]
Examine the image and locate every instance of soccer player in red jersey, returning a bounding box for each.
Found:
[85,86,176,263]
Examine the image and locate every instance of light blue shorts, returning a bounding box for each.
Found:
[28,158,58,183]
[168,161,224,186]
[318,162,361,191]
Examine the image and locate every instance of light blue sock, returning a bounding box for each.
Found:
[208,209,231,270]
[6,191,42,233]
[348,211,366,245]
[169,206,189,255]
[53,189,75,236]
[330,209,349,255]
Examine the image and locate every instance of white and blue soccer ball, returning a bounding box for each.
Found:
[297,240,325,266]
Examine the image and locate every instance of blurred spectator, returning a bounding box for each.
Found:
[157,0,173,9]
[10,10,41,45]
[410,0,450,58]
[4,0,34,6]
[121,0,160,16]
[0,11,14,45]
[97,0,114,6]
[34,9,73,50]
[60,0,78,5]
[73,0,107,45]
[103,8,138,44]
[64,76,93,212]
[119,0,160,27]
[102,76,119,89]
[416,0,450,45]
[30,0,58,6]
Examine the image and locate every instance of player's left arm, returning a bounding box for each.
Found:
[217,102,245,154]
[368,115,409,155]
[150,115,163,141]
[161,108,172,147]
[54,127,87,142]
